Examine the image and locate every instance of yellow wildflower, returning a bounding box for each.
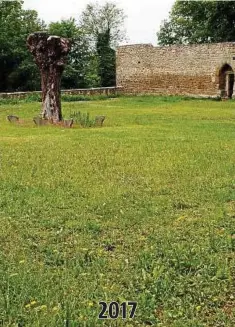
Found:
[25,300,37,308]
[39,305,47,310]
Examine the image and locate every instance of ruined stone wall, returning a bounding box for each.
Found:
[116,42,235,97]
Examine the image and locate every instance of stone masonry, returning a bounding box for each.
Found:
[116,42,235,98]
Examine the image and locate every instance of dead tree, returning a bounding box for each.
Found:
[27,32,71,122]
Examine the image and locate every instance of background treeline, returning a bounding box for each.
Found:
[3,0,234,92]
[0,0,126,92]
[157,0,235,45]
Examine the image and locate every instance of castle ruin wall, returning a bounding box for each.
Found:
[116,43,235,97]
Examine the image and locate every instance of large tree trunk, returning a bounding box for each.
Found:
[27,32,71,122]
[41,65,63,121]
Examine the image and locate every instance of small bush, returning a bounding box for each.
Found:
[62,95,93,102]
[62,94,118,102]
[0,98,20,105]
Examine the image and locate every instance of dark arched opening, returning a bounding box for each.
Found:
[219,64,234,98]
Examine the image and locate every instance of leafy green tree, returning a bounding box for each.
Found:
[0,1,125,91]
[157,0,235,45]
[80,1,126,48]
[79,2,126,87]
[48,18,79,39]
[96,28,115,87]
[48,18,99,88]
[0,0,45,91]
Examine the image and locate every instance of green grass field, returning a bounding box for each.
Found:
[0,96,235,326]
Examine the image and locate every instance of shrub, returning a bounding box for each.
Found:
[0,98,19,105]
[62,94,118,102]
[24,93,41,102]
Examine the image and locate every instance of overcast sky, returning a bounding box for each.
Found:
[22,0,175,45]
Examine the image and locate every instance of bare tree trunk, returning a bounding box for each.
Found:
[27,32,71,122]
[41,65,63,121]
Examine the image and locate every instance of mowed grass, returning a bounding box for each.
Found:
[0,96,235,326]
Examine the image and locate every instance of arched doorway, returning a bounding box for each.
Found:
[219,64,234,98]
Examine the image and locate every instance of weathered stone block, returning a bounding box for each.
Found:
[7,115,19,123]
[63,119,73,128]
[95,115,106,127]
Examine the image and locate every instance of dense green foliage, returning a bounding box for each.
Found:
[96,28,116,87]
[48,19,98,89]
[157,0,235,45]
[0,97,235,326]
[0,1,126,92]
[80,2,126,48]
[0,0,45,91]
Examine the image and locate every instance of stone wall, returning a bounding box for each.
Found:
[0,87,120,99]
[116,42,235,97]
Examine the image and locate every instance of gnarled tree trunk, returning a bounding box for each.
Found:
[27,32,71,122]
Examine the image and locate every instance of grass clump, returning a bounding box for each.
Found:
[0,97,20,105]
[69,110,96,127]
[62,94,118,102]
[24,93,41,102]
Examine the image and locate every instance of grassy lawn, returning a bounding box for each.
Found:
[0,96,235,326]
